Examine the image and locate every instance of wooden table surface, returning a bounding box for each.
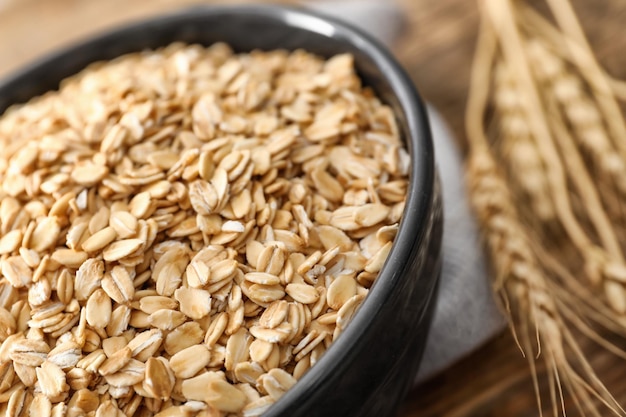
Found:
[2,0,626,416]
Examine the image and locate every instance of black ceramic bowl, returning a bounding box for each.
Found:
[0,5,442,417]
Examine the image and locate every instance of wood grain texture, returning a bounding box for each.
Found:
[2,1,626,416]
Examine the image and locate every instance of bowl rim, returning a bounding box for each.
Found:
[0,4,436,414]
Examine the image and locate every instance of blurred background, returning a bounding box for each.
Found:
[2,0,626,416]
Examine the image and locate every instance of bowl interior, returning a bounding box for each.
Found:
[0,6,438,416]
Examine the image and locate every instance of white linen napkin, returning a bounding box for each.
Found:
[308,0,506,382]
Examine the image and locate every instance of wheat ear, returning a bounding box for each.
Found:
[492,62,555,224]
[485,0,626,319]
[543,0,626,160]
[518,3,626,157]
[526,39,626,219]
[520,32,626,315]
[467,3,626,415]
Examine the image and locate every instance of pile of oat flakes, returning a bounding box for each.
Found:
[0,43,409,416]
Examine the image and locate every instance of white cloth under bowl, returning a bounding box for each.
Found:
[308,0,507,383]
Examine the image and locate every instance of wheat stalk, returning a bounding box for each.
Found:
[484,0,597,259]
[485,0,626,317]
[467,0,626,414]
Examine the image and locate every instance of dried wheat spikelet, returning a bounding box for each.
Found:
[467,147,623,416]
[526,38,626,222]
[542,0,626,160]
[488,0,626,314]
[492,62,555,224]
[468,0,626,414]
